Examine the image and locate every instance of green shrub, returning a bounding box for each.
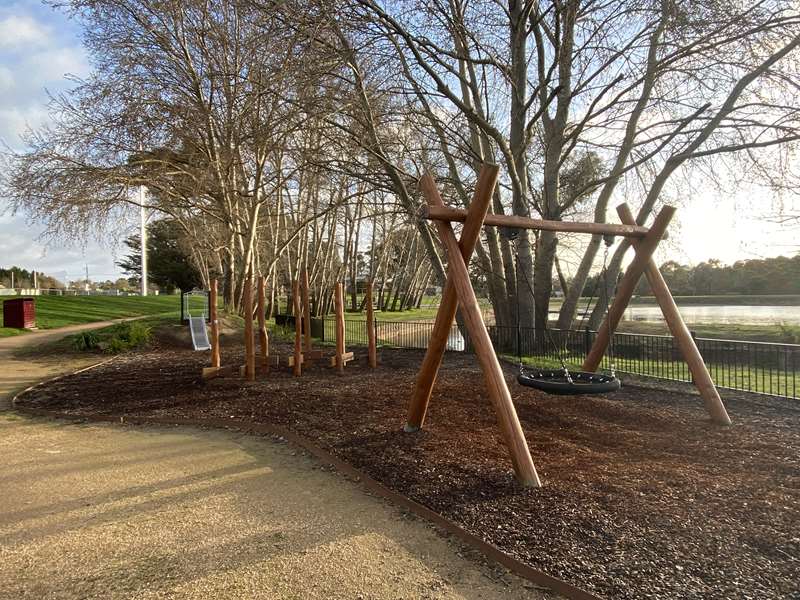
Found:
[72,331,100,351]
[272,323,294,341]
[70,321,153,354]
[104,321,153,353]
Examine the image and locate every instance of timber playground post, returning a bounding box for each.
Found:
[244,276,255,381]
[366,280,377,368]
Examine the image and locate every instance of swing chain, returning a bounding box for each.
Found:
[600,240,618,378]
[510,236,572,376]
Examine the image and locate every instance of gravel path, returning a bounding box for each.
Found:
[0,319,135,408]
[0,416,549,599]
[1,329,549,600]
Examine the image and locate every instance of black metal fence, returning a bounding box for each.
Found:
[313,317,800,400]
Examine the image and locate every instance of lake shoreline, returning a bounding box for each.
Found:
[627,294,800,306]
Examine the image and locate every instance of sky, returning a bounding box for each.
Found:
[0,0,133,285]
[0,1,797,285]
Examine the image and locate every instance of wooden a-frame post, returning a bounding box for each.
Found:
[406,164,501,431]
[582,206,676,372]
[616,204,731,425]
[581,204,731,425]
[417,169,541,488]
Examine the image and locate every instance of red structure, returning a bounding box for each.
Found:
[3,298,36,329]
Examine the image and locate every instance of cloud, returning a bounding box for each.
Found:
[24,46,89,82]
[0,214,126,280]
[0,15,49,49]
[0,106,49,147]
[0,7,126,280]
[0,66,13,93]
[0,10,88,148]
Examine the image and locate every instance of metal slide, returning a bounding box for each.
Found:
[189,313,211,351]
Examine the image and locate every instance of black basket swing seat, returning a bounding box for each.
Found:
[516,367,621,395]
[510,234,621,396]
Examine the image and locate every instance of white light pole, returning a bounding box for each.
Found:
[140,184,148,297]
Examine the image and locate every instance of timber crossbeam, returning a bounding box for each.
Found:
[421,205,651,238]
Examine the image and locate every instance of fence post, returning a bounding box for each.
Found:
[584,327,591,358]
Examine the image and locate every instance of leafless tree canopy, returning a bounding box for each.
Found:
[3,0,798,320]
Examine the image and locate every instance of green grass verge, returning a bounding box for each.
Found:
[343,307,442,321]
[316,308,799,344]
[14,315,173,358]
[0,295,181,338]
[505,352,799,398]
[616,322,800,344]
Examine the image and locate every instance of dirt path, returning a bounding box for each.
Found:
[0,320,137,408]
[1,330,549,599]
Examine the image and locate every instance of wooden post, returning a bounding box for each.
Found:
[421,173,541,488]
[301,269,312,356]
[405,164,500,432]
[335,282,345,374]
[366,280,377,368]
[257,275,269,372]
[293,279,302,377]
[617,204,732,425]
[210,279,220,369]
[243,276,255,381]
[582,206,676,373]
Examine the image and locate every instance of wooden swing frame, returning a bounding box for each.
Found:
[409,163,731,488]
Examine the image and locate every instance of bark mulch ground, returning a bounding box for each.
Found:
[17,342,800,599]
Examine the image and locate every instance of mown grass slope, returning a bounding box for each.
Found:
[0,294,179,337]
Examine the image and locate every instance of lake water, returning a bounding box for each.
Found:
[426,304,800,352]
[622,305,800,326]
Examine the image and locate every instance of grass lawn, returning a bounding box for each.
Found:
[326,305,799,344]
[615,321,800,344]
[510,353,798,398]
[0,295,181,338]
[345,306,442,321]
